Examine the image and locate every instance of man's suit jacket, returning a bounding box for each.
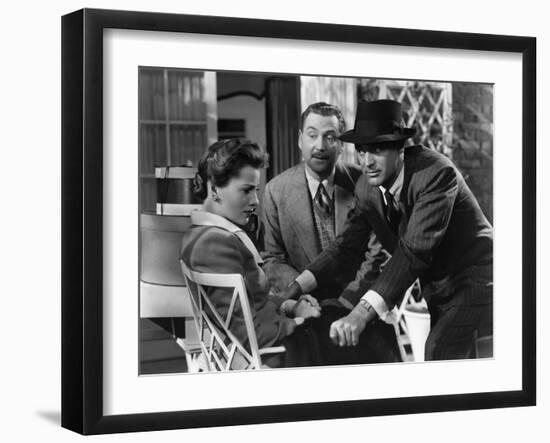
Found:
[262,162,388,305]
[308,145,493,308]
[181,212,296,350]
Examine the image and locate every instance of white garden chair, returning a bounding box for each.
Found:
[179,260,286,371]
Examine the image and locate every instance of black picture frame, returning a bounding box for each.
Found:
[61,8,536,435]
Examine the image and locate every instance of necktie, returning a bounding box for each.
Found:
[314,183,332,218]
[384,190,400,233]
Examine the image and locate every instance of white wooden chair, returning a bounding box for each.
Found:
[179,260,286,372]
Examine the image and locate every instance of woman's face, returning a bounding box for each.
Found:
[214,165,261,226]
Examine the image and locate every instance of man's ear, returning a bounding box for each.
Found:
[399,145,405,161]
[298,130,303,151]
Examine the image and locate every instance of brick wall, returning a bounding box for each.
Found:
[451,83,493,223]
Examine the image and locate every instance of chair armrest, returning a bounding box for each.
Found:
[258,346,286,355]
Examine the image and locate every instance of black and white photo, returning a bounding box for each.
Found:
[138,69,494,373]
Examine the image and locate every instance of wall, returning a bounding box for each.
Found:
[217,73,269,201]
[452,83,494,222]
[1,1,546,443]
[217,95,267,149]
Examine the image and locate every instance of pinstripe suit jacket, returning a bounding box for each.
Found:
[308,145,493,308]
[262,162,385,304]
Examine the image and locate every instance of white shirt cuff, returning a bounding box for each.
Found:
[363,290,399,324]
[294,270,317,294]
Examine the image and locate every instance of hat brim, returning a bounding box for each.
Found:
[339,127,416,144]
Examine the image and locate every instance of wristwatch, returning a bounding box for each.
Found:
[358,298,373,312]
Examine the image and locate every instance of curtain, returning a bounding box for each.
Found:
[265,76,301,179]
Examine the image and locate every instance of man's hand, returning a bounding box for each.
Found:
[279,280,303,301]
[329,301,377,346]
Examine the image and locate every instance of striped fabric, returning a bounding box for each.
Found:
[308,145,493,309]
[305,145,494,360]
[312,186,336,251]
[314,183,332,218]
[384,190,401,233]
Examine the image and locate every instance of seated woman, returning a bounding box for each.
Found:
[180,138,321,368]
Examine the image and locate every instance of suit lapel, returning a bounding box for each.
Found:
[397,200,409,237]
[397,145,417,235]
[286,165,320,262]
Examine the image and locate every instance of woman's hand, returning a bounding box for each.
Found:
[293,295,321,319]
[298,294,320,309]
[280,295,321,320]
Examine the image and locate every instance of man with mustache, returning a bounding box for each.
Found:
[283,99,493,361]
[262,101,401,364]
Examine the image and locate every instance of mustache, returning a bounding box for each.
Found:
[311,152,330,159]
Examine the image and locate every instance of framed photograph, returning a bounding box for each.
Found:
[62,8,536,435]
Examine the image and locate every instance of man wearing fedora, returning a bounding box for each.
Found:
[262,102,386,304]
[261,101,401,364]
[282,99,493,361]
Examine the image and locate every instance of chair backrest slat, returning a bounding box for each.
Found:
[180,260,263,370]
[224,287,239,329]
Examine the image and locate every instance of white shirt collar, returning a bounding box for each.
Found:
[379,163,404,206]
[304,164,335,199]
[191,210,263,265]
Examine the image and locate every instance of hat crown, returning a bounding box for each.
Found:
[339,99,415,144]
[354,99,405,136]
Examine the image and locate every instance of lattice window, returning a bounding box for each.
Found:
[359,79,453,155]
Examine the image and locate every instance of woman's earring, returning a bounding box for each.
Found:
[212,188,221,203]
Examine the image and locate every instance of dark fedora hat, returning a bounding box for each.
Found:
[339,99,416,144]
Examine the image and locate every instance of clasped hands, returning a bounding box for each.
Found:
[280,294,321,320]
[279,282,375,346]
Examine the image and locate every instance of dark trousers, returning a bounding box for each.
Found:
[309,305,402,365]
[263,324,322,368]
[264,305,401,368]
[423,264,493,361]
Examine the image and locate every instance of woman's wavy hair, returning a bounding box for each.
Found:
[193,138,268,200]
